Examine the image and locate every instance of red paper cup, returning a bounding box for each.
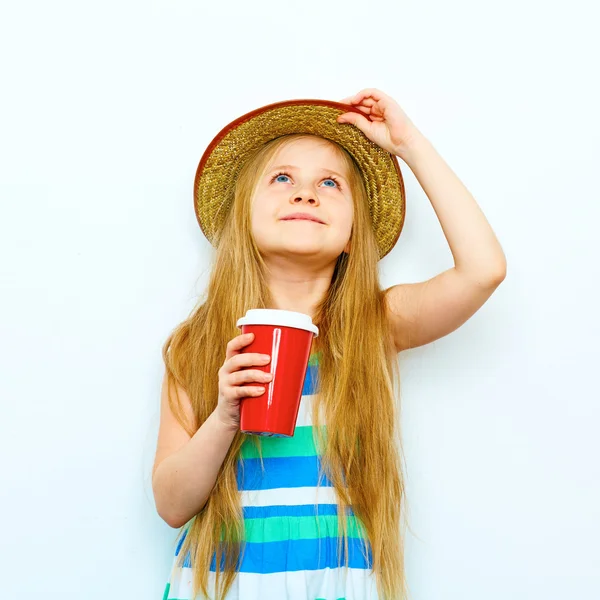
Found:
[236,309,319,437]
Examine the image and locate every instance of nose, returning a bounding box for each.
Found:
[292,193,319,205]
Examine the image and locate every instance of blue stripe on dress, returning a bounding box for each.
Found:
[243,503,355,519]
[175,520,372,574]
[302,362,319,396]
[175,528,187,557]
[205,537,372,573]
[237,455,333,490]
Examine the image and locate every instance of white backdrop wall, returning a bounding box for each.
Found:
[1,1,598,599]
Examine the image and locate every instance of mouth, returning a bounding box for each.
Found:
[281,218,326,225]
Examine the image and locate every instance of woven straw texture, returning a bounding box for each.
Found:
[194,101,405,260]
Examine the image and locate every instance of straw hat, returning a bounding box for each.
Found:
[193,98,406,260]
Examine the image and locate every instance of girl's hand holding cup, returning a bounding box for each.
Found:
[236,309,319,437]
[216,332,272,430]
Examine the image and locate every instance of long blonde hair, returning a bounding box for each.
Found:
[162,133,410,599]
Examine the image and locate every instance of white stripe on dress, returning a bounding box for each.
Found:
[167,566,379,600]
[295,393,327,428]
[240,484,338,507]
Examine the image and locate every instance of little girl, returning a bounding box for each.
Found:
[152,89,507,600]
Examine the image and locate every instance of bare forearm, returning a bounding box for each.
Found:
[398,135,507,280]
[153,408,238,528]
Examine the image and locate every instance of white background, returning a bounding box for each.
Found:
[1,1,598,598]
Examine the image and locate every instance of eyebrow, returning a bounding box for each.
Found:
[268,164,348,182]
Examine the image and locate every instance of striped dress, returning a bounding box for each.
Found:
[162,352,379,600]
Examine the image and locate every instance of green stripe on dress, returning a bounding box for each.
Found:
[244,514,367,543]
[240,425,325,459]
[162,582,170,600]
[308,350,321,367]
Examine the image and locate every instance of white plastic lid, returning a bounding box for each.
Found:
[236,309,319,337]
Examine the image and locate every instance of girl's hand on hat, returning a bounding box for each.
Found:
[336,88,424,158]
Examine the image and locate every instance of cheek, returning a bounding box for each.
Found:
[343,207,354,232]
[250,206,274,237]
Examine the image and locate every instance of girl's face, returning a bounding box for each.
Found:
[250,137,353,261]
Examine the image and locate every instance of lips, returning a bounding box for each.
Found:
[281,213,326,224]
[283,218,324,223]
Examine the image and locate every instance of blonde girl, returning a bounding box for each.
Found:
[152,89,507,600]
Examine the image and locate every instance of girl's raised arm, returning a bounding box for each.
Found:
[338,89,507,352]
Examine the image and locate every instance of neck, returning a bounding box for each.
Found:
[262,256,337,319]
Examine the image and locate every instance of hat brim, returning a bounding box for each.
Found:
[193,98,405,260]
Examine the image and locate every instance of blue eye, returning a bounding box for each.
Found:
[269,171,342,190]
